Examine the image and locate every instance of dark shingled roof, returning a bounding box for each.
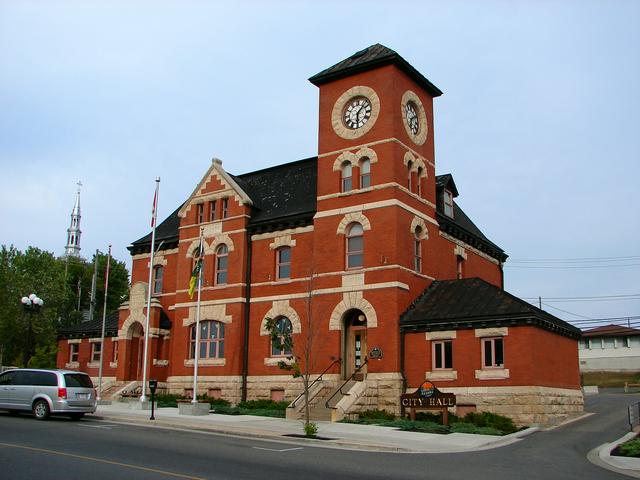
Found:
[400,278,581,339]
[234,156,318,229]
[57,310,172,339]
[436,173,459,197]
[127,163,504,262]
[57,313,119,339]
[582,324,640,338]
[309,44,443,98]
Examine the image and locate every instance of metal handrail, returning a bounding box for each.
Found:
[325,357,368,409]
[289,358,341,409]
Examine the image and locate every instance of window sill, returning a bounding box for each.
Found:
[65,362,79,369]
[475,368,510,380]
[87,361,100,369]
[264,357,294,367]
[109,362,118,368]
[153,359,169,366]
[425,370,458,381]
[184,358,225,367]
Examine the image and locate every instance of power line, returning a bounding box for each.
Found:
[505,263,640,269]
[509,255,640,263]
[521,294,640,301]
[539,302,593,320]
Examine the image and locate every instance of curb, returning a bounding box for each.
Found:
[587,432,640,479]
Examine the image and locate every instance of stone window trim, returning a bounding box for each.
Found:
[183,304,232,327]
[331,86,381,140]
[403,151,428,176]
[146,255,168,269]
[425,331,457,341]
[184,358,226,367]
[87,361,100,369]
[329,291,378,330]
[332,147,379,172]
[336,211,371,235]
[474,327,508,338]
[65,361,80,369]
[153,359,169,366]
[475,368,510,380]
[260,300,302,336]
[425,370,458,381]
[269,235,297,250]
[109,362,118,369]
[67,339,82,344]
[264,357,295,367]
[411,217,429,239]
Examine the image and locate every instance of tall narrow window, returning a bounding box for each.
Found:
[153,265,164,294]
[271,317,293,356]
[209,200,217,222]
[222,198,229,219]
[444,189,454,217]
[414,226,422,273]
[433,340,453,369]
[215,244,228,285]
[112,341,119,363]
[197,203,204,223]
[360,158,371,188]
[407,161,413,191]
[91,342,101,362]
[69,343,79,363]
[346,222,364,269]
[482,337,504,368]
[190,320,224,359]
[417,167,423,196]
[341,162,353,192]
[276,246,291,280]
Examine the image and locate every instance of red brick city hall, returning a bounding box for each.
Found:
[57,44,583,425]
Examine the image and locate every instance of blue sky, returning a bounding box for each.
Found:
[1,0,638,326]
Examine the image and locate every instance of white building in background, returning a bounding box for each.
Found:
[64,182,82,257]
[579,324,640,372]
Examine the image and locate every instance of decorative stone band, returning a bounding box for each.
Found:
[183,358,225,367]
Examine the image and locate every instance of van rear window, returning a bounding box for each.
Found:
[64,373,93,388]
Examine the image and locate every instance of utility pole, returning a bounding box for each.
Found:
[538,296,542,309]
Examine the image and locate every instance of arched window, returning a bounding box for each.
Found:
[341,161,353,192]
[346,222,364,269]
[417,167,423,196]
[190,320,224,359]
[271,317,293,356]
[276,246,291,280]
[153,265,164,293]
[360,158,371,188]
[215,244,228,285]
[414,227,422,273]
[407,161,413,191]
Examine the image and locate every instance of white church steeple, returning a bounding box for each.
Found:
[64,182,82,257]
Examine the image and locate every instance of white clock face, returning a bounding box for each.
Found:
[405,101,419,135]
[343,96,372,129]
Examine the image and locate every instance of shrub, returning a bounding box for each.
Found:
[460,411,518,434]
[358,409,396,421]
[237,399,289,411]
[617,438,640,457]
[304,422,318,437]
[450,422,503,436]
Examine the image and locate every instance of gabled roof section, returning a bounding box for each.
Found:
[309,44,443,98]
[582,324,640,338]
[178,158,253,218]
[400,278,581,339]
[436,173,459,197]
[57,313,119,339]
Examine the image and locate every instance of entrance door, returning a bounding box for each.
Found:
[346,326,367,378]
[126,323,144,381]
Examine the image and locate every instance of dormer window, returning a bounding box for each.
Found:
[443,189,454,218]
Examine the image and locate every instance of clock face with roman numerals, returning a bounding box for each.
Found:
[343,96,372,130]
[405,101,419,135]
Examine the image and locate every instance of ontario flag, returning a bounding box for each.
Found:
[188,242,204,299]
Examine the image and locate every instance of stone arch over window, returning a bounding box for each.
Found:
[207,234,235,254]
[403,151,427,175]
[183,304,232,327]
[336,211,371,235]
[269,235,297,250]
[260,300,302,336]
[186,239,210,259]
[329,292,378,330]
[355,146,378,165]
[410,217,429,239]
[332,151,357,171]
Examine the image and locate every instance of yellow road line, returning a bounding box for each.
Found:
[0,442,205,480]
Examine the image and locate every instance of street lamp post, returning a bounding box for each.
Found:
[20,293,44,367]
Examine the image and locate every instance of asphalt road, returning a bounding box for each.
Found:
[0,391,636,480]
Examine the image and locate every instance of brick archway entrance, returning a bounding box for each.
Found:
[343,309,367,379]
[125,322,144,381]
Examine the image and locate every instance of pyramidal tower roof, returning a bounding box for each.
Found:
[309,43,443,97]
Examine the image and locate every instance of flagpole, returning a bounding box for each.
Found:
[192,227,204,404]
[97,245,111,402]
[141,177,160,403]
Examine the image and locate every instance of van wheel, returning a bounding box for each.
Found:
[69,413,85,420]
[33,400,50,420]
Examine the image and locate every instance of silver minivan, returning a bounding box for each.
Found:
[0,369,97,420]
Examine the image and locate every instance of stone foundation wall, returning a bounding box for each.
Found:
[166,375,243,404]
[441,385,585,426]
[348,373,405,417]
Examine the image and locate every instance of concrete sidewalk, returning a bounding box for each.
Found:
[91,401,534,453]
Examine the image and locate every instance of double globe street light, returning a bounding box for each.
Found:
[21,293,44,367]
